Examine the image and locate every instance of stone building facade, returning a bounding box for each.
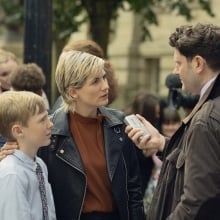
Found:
[1,0,220,110]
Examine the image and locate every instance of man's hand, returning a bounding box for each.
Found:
[0,142,18,161]
[125,114,165,153]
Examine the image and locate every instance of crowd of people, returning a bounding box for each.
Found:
[1,22,220,220]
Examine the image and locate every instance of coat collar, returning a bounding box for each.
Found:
[50,106,125,179]
[51,106,123,136]
[183,74,220,124]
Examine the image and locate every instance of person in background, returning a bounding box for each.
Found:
[124,92,160,199]
[125,23,220,220]
[10,62,50,110]
[0,50,145,220]
[143,107,181,213]
[0,49,18,93]
[0,49,19,147]
[50,39,119,113]
[160,107,182,138]
[0,91,56,220]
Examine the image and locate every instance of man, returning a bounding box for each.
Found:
[126,23,220,219]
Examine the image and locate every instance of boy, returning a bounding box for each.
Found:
[0,91,56,220]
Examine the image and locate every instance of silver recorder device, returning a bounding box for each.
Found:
[124,114,149,136]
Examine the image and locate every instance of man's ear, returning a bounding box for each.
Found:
[192,55,206,74]
[11,124,23,138]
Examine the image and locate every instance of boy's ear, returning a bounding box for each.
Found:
[11,124,23,138]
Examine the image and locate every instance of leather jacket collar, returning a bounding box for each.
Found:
[50,106,125,180]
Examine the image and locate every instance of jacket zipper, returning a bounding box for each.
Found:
[56,154,87,220]
[122,155,130,220]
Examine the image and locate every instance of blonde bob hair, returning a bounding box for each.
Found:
[0,91,46,141]
[55,50,105,112]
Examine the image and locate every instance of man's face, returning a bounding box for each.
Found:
[0,60,18,92]
[173,49,200,95]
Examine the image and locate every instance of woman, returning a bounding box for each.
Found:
[19,50,144,220]
[50,39,119,114]
[0,50,144,220]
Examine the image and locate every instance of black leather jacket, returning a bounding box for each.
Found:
[38,106,144,220]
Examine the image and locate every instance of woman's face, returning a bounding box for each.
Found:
[73,69,109,116]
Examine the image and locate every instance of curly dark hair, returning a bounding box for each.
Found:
[10,63,46,95]
[169,23,220,71]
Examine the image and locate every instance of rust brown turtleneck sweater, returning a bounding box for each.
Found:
[69,112,116,213]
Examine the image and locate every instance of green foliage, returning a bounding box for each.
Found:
[0,0,215,54]
[0,0,24,28]
[52,0,86,41]
[168,0,214,20]
[199,0,215,17]
[122,0,215,41]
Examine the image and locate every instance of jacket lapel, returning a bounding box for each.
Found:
[99,107,125,181]
[51,108,85,173]
[56,137,85,173]
[183,74,220,124]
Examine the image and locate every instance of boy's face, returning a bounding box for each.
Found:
[21,110,53,148]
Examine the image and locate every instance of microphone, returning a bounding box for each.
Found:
[165,73,199,109]
[165,73,182,109]
[165,74,182,89]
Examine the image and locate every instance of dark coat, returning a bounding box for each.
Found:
[39,106,145,220]
[147,74,220,220]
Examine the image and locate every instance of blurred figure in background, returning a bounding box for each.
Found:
[0,49,19,147]
[160,107,182,138]
[124,92,161,199]
[0,49,18,93]
[144,107,181,213]
[10,62,50,110]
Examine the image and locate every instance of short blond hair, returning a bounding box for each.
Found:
[0,49,17,64]
[0,91,46,141]
[62,40,119,105]
[55,50,104,112]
